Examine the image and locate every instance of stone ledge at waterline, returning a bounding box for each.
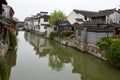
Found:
[54,38,106,61]
[0,44,9,56]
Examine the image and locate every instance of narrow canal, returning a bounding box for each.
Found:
[5,31,120,80]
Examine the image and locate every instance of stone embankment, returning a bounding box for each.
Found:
[54,38,106,60]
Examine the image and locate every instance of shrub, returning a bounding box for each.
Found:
[97,41,110,50]
[110,35,117,39]
[59,31,74,38]
[49,32,58,39]
[9,29,17,49]
[97,36,120,68]
[69,34,75,38]
[5,37,9,45]
[97,36,111,50]
[107,40,120,69]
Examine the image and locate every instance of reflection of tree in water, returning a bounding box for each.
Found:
[0,58,8,80]
[25,33,64,71]
[36,48,50,58]
[49,55,64,71]
[24,32,120,80]
[25,32,73,71]
[0,49,17,80]
[5,50,17,77]
[48,40,73,71]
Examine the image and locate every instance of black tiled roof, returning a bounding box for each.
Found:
[87,27,113,32]
[108,23,120,28]
[118,9,120,13]
[40,12,48,14]
[82,21,98,25]
[92,8,116,17]
[73,8,118,17]
[40,15,50,18]
[73,9,97,17]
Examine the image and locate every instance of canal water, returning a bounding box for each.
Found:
[4,31,120,80]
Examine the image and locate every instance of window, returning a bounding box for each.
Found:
[78,30,81,36]
[76,18,83,22]
[44,18,48,22]
[84,16,87,20]
[44,26,47,29]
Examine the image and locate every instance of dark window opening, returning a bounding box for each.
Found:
[76,18,83,22]
[84,16,87,20]
[78,30,81,36]
[44,26,47,29]
[44,18,48,22]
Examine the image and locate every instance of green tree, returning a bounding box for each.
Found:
[107,41,120,68]
[9,29,17,49]
[49,10,66,28]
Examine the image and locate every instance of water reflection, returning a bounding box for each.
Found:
[24,32,120,80]
[0,50,17,80]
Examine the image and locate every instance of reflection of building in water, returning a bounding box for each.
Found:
[25,32,52,57]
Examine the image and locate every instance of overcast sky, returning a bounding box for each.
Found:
[7,0,120,21]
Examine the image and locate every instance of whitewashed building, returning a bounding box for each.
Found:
[67,9,97,24]
[67,9,120,25]
[75,8,120,45]
[24,11,53,37]
[24,17,33,30]
[38,12,50,33]
[91,8,120,24]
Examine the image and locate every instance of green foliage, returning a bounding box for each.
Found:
[97,36,120,68]
[69,34,75,38]
[59,32,74,38]
[107,41,120,69]
[9,29,17,49]
[49,10,66,27]
[97,36,118,50]
[49,32,58,39]
[110,35,117,39]
[0,58,8,80]
[5,38,9,45]
[97,37,111,50]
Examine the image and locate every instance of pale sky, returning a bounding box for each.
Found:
[7,0,120,21]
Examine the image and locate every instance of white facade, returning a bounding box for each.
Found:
[38,18,49,32]
[67,11,85,24]
[24,17,33,30]
[40,18,49,25]
[108,11,120,24]
[39,25,45,32]
[2,4,10,19]
[34,19,39,31]
[67,10,92,25]
[25,12,50,35]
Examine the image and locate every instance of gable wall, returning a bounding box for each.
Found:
[108,11,120,24]
[67,11,85,24]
